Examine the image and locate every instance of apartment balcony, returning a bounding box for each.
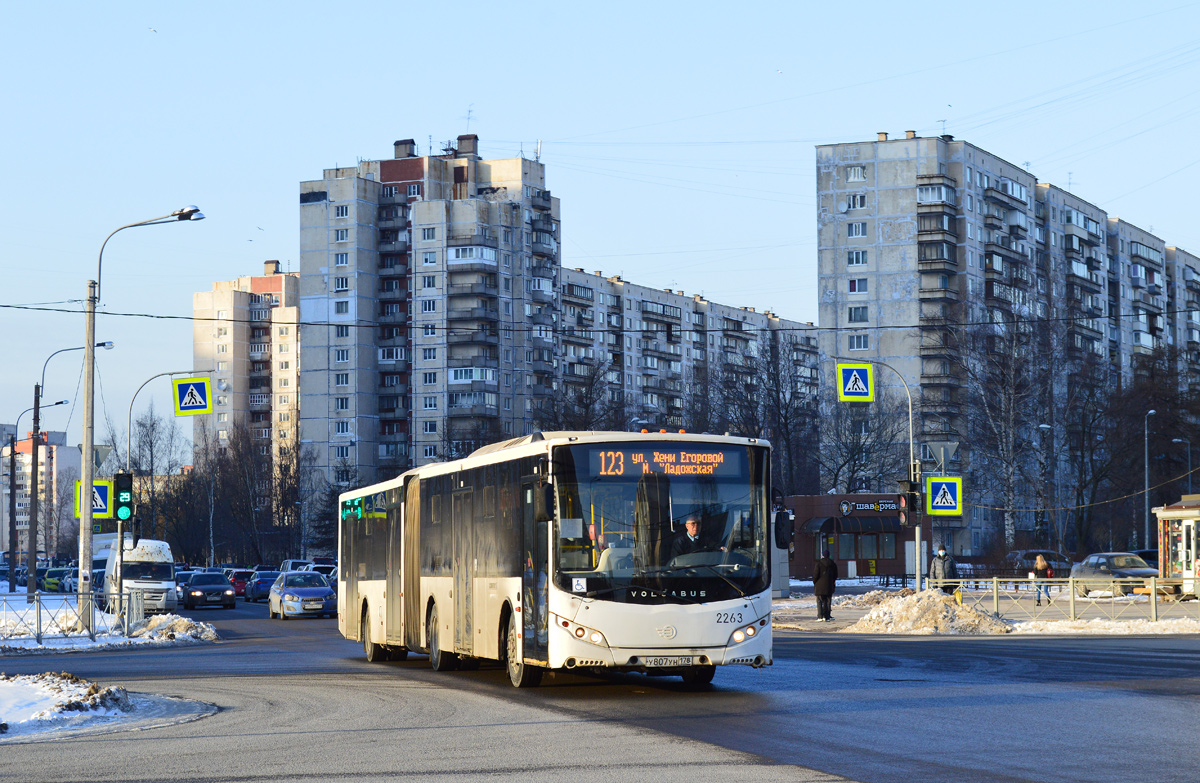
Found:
[918,287,960,303]
[1066,270,1103,293]
[983,213,1004,230]
[379,239,408,253]
[451,379,500,394]
[1139,292,1163,311]
[377,216,407,230]
[379,382,408,396]
[447,282,498,297]
[530,311,554,326]
[920,372,961,388]
[530,383,554,397]
[531,239,556,258]
[248,344,271,358]
[379,192,405,206]
[531,218,555,234]
[1130,244,1163,267]
[531,190,552,211]
[1187,277,1200,294]
[921,400,961,416]
[448,233,499,249]
[446,260,497,273]
[644,343,676,358]
[1086,255,1103,272]
[447,404,500,419]
[530,334,555,350]
[1146,281,1163,296]
[530,261,556,279]
[984,185,1027,210]
[448,330,499,347]
[447,355,499,369]
[530,288,553,304]
[378,310,408,323]
[562,328,594,344]
[920,342,955,359]
[1070,319,1103,339]
[531,358,554,374]
[985,239,1024,262]
[447,307,499,323]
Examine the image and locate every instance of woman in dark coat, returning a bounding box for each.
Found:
[813,549,838,622]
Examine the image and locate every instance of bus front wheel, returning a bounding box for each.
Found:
[362,606,386,662]
[681,665,716,686]
[428,604,458,672]
[506,611,543,688]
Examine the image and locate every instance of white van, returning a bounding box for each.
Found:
[105,539,178,613]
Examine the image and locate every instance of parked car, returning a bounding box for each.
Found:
[41,567,71,592]
[1130,549,1159,570]
[268,571,337,620]
[1005,550,1072,575]
[302,563,337,579]
[181,572,236,610]
[174,570,199,601]
[229,569,254,596]
[1070,552,1158,596]
[310,557,336,566]
[279,559,313,573]
[245,571,281,602]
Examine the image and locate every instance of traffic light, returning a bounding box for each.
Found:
[897,480,922,527]
[113,472,134,522]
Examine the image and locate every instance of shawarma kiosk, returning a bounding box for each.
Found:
[1153,495,1200,598]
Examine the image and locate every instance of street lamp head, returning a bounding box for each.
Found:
[173,205,204,221]
[97,341,115,350]
[1173,438,1187,444]
[54,399,69,406]
[1148,409,1157,416]
[1038,424,1052,430]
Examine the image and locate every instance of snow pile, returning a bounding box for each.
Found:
[841,590,1012,635]
[0,672,129,737]
[834,588,916,609]
[129,614,219,643]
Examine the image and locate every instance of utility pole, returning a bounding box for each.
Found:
[6,432,15,592]
[27,384,41,602]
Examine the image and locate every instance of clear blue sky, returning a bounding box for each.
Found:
[3,1,1199,443]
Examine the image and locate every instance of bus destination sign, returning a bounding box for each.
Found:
[589,446,744,478]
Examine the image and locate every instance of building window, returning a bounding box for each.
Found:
[423,420,438,434]
[423,324,436,336]
[846,165,865,182]
[335,348,349,362]
[334,277,349,291]
[422,228,436,241]
[335,397,349,411]
[423,348,437,361]
[278,378,290,387]
[848,306,868,323]
[278,394,289,405]
[335,205,349,218]
[423,396,438,410]
[278,343,289,353]
[217,310,228,319]
[335,373,349,386]
[423,372,437,385]
[847,250,868,266]
[334,301,349,314]
[216,361,228,371]
[408,184,421,197]
[335,229,349,242]
[279,361,289,370]
[847,193,866,209]
[849,278,868,294]
[423,251,436,266]
[848,334,870,351]
[335,421,350,434]
[217,412,228,423]
[847,222,867,238]
[424,445,438,458]
[421,300,437,313]
[335,446,351,459]
[335,325,350,338]
[423,275,437,289]
[278,327,289,336]
[216,344,228,354]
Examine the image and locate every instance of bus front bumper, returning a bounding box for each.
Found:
[548,616,772,670]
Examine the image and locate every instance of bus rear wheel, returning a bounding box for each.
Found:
[506,611,542,688]
[680,665,716,686]
[362,607,385,662]
[428,604,458,672]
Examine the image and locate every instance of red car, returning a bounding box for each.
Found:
[229,569,255,596]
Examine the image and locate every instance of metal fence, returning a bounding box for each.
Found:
[0,592,146,643]
[931,577,1200,623]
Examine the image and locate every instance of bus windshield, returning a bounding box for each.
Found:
[553,442,770,604]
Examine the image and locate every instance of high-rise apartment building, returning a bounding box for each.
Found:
[817,131,1200,554]
[299,135,560,484]
[192,261,300,461]
[1,430,81,558]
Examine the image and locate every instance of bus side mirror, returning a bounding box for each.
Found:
[774,509,794,549]
[534,482,555,523]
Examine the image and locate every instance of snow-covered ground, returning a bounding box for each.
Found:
[773,589,1200,635]
[1,614,219,654]
[0,671,217,742]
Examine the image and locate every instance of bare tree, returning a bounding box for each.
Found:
[755,332,820,494]
[536,357,620,431]
[817,388,908,494]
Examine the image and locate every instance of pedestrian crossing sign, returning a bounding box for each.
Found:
[925,477,963,516]
[74,480,114,519]
[836,363,874,402]
[172,376,212,416]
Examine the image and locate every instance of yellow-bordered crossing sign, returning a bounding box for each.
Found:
[925,477,963,516]
[173,376,212,416]
[836,363,874,402]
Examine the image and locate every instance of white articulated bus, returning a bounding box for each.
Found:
[338,431,787,687]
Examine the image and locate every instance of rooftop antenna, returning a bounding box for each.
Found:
[1023,161,1031,171]
[428,135,433,157]
[465,104,474,133]
[1067,172,1073,191]
[938,119,947,135]
[535,139,542,161]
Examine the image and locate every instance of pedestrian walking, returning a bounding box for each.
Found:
[1034,554,1053,606]
[929,544,959,594]
[813,549,838,622]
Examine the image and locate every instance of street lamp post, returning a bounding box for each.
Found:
[1038,423,1052,549]
[78,207,203,621]
[8,406,34,592]
[1145,409,1156,549]
[27,343,110,600]
[1173,438,1192,496]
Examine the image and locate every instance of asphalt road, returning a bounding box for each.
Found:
[3,599,1199,783]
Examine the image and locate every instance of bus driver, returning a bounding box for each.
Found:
[669,515,721,560]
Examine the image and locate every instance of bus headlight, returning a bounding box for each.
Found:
[728,617,767,646]
[552,613,608,647]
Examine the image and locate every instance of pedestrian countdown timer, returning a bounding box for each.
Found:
[113,472,134,521]
[172,376,212,416]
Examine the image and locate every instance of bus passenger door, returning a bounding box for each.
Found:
[340,512,359,638]
[1185,519,1196,595]
[522,482,549,663]
[386,490,404,645]
[454,490,474,654]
